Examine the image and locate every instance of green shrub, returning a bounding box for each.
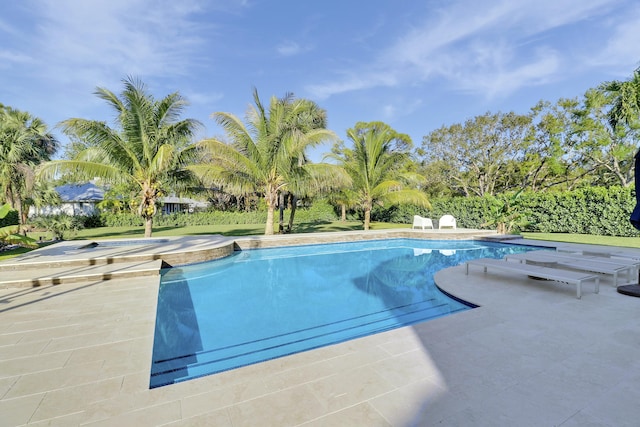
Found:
[31,214,84,240]
[101,212,143,227]
[81,214,104,228]
[0,208,19,227]
[374,186,639,237]
[291,199,339,223]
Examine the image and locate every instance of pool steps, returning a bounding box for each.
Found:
[0,259,164,288]
[0,236,234,288]
[150,296,466,387]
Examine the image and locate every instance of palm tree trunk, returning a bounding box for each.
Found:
[266,206,275,235]
[278,191,285,233]
[364,208,371,230]
[265,190,277,235]
[6,187,16,210]
[17,198,25,227]
[144,217,153,237]
[287,194,297,232]
[341,204,346,222]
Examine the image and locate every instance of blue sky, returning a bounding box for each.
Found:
[2,0,639,162]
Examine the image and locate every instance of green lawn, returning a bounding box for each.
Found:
[520,232,640,249]
[2,223,639,261]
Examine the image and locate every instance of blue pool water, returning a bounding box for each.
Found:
[150,239,537,388]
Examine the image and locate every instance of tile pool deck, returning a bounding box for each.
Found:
[1,230,640,426]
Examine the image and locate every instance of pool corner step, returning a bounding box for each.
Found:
[0,253,164,271]
[0,259,163,289]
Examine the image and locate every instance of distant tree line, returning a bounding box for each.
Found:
[2,66,640,239]
[419,83,639,197]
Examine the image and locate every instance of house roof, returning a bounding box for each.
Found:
[55,183,104,202]
[161,196,208,208]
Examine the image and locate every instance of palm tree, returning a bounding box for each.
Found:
[38,77,200,237]
[328,122,430,230]
[192,89,345,235]
[0,106,58,226]
[601,67,640,129]
[279,98,349,233]
[325,187,359,222]
[24,182,62,217]
[600,67,640,232]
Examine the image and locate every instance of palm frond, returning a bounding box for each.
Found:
[149,144,175,176]
[380,188,431,208]
[37,160,132,184]
[0,226,38,248]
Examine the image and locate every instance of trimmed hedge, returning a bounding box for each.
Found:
[99,198,339,228]
[100,211,269,227]
[373,186,640,237]
[520,187,637,236]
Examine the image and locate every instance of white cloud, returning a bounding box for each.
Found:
[0,50,33,67]
[277,41,310,57]
[455,48,562,98]
[306,72,397,99]
[380,98,423,121]
[382,104,396,119]
[184,90,224,107]
[306,0,626,100]
[586,5,640,72]
[21,0,214,88]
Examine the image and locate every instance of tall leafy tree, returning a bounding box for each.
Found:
[510,98,582,191]
[329,122,430,230]
[0,106,58,225]
[571,89,637,187]
[192,89,345,235]
[421,112,531,196]
[38,77,200,237]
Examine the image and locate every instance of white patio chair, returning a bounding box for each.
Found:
[438,214,457,229]
[412,215,434,230]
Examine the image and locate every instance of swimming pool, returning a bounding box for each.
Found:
[150,239,537,388]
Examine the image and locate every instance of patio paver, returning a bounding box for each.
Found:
[1,232,640,426]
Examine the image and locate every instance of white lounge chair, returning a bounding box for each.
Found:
[504,250,634,286]
[412,215,434,230]
[557,245,640,262]
[465,258,600,299]
[438,215,456,229]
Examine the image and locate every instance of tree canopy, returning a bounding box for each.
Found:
[192,88,346,235]
[329,121,430,230]
[0,106,58,225]
[38,77,200,237]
